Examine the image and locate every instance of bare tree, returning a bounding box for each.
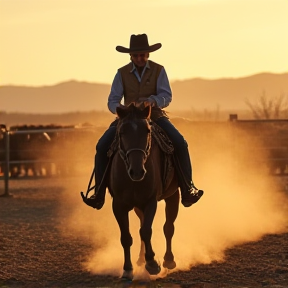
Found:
[245,91,288,119]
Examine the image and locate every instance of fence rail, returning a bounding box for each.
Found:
[0,125,100,196]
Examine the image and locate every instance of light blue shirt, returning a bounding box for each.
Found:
[107,61,172,114]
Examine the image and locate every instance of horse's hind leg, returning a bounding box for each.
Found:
[134,207,145,266]
[112,201,133,280]
[163,189,180,270]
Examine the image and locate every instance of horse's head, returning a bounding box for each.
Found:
[116,103,152,181]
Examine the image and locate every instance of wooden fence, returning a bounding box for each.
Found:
[1,117,288,196]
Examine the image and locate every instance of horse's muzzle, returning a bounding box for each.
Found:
[128,166,147,181]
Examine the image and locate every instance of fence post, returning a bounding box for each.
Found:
[1,130,12,197]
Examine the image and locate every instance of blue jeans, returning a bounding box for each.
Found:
[154,117,192,190]
[95,119,118,193]
[95,117,193,193]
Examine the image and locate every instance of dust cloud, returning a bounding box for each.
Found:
[57,120,288,278]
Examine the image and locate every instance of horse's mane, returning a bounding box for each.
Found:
[116,103,151,121]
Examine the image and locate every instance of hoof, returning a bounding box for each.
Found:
[145,260,161,275]
[121,270,133,281]
[163,260,176,270]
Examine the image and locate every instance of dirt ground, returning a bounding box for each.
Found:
[1,176,288,288]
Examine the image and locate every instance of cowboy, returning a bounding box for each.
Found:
[82,34,203,209]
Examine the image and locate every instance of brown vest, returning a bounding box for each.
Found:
[119,60,168,120]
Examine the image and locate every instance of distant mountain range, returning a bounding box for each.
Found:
[0,72,287,114]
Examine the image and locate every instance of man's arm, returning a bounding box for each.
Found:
[107,71,124,114]
[149,67,172,108]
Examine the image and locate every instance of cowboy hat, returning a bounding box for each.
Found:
[116,34,162,53]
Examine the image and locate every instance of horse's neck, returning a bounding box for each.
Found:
[147,139,161,164]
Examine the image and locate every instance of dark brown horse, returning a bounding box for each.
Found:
[109,103,179,280]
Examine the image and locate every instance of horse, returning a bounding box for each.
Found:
[108,103,180,280]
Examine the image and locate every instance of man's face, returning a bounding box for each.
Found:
[130,53,149,67]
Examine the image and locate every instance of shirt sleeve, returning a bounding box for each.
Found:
[107,71,124,114]
[149,67,172,109]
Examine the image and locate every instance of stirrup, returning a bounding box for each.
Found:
[80,191,105,210]
[80,167,102,209]
[80,155,112,210]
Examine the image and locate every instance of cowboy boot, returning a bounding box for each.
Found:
[80,188,106,210]
[173,150,204,207]
[181,182,204,207]
[86,185,106,210]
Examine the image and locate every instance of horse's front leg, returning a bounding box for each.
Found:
[112,200,133,280]
[163,189,179,270]
[134,207,146,266]
[139,198,161,275]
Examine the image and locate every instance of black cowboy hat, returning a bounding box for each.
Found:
[116,34,162,53]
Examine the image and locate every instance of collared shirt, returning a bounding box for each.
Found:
[107,61,172,114]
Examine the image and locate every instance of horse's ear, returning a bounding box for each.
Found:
[116,105,128,119]
[129,102,136,108]
[142,105,151,119]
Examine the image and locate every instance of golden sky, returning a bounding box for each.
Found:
[1,0,287,86]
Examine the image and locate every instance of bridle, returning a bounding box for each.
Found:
[118,120,152,170]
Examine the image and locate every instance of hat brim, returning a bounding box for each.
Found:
[116,43,162,53]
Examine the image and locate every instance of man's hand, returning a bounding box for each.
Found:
[136,97,156,108]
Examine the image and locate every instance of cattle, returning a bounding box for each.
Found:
[0,124,100,178]
[7,125,53,177]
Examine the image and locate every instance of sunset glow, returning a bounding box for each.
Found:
[1,0,287,86]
